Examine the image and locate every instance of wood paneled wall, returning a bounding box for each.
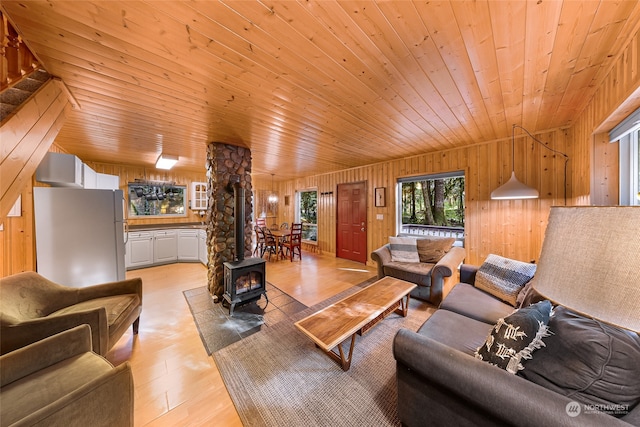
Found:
[569,21,640,207]
[1,79,68,217]
[0,80,69,277]
[254,23,640,268]
[257,130,569,267]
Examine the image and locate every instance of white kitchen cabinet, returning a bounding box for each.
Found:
[83,164,97,189]
[198,229,208,265]
[178,230,199,261]
[97,173,120,190]
[153,230,178,264]
[127,232,154,269]
[35,152,84,188]
[190,182,208,210]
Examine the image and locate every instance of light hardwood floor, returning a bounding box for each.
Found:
[106,252,377,426]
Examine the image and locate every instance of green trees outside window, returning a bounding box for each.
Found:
[400,174,465,229]
[298,190,318,242]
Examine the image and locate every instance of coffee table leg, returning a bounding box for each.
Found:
[326,334,356,371]
[395,294,411,317]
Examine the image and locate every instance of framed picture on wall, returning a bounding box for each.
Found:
[375,187,386,207]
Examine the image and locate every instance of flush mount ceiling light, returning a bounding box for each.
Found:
[268,173,278,203]
[156,153,178,170]
[491,124,569,203]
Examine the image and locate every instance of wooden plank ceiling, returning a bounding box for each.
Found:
[2,1,639,179]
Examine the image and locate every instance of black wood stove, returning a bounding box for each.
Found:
[222,180,267,316]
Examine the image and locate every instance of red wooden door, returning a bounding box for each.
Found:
[336,182,367,263]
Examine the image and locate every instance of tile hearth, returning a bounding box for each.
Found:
[184,283,307,354]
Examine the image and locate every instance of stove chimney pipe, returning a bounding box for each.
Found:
[232,178,245,262]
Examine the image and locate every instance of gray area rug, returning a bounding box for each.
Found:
[213,279,435,426]
[184,282,308,355]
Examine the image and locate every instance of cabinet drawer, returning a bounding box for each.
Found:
[128,231,153,240]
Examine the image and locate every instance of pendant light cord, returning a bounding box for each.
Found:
[512,124,569,205]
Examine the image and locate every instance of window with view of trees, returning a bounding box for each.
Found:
[397,172,465,237]
[296,190,318,242]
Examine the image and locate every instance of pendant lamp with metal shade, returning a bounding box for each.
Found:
[491,125,569,203]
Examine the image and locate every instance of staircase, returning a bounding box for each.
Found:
[0,69,51,123]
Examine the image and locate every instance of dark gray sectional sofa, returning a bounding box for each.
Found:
[393,264,640,427]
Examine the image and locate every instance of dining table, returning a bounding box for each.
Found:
[268,229,291,260]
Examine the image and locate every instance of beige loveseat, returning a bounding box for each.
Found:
[0,272,142,356]
[371,237,465,305]
[0,325,134,427]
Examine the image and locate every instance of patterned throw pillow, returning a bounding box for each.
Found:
[475,300,553,374]
[475,254,537,306]
[416,237,456,263]
[389,237,420,263]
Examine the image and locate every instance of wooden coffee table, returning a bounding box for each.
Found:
[294,277,417,371]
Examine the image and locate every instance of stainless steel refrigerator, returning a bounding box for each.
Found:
[34,187,126,287]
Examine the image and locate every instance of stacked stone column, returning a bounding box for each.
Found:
[205,143,253,298]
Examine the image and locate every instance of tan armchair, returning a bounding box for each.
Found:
[0,271,142,356]
[0,325,134,426]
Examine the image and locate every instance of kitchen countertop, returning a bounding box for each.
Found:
[128,223,206,231]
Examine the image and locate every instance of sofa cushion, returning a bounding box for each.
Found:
[49,294,141,329]
[439,283,514,324]
[417,309,493,356]
[475,300,552,374]
[475,254,537,306]
[383,262,433,287]
[389,237,420,263]
[518,306,640,415]
[416,237,455,263]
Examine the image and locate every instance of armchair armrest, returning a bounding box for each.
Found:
[459,263,478,285]
[1,325,134,427]
[393,329,627,427]
[1,308,108,355]
[18,362,134,427]
[1,325,92,387]
[430,246,465,304]
[76,277,143,305]
[370,244,392,279]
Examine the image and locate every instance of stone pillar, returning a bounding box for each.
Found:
[205,143,253,298]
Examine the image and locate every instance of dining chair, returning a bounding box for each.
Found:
[283,223,303,262]
[261,227,279,261]
[280,222,289,230]
[253,225,266,257]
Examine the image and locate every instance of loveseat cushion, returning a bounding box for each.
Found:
[389,237,420,263]
[475,254,537,306]
[439,283,515,325]
[417,310,493,355]
[1,352,113,426]
[416,237,455,263]
[383,262,433,287]
[49,294,140,331]
[518,306,640,415]
[475,300,552,374]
